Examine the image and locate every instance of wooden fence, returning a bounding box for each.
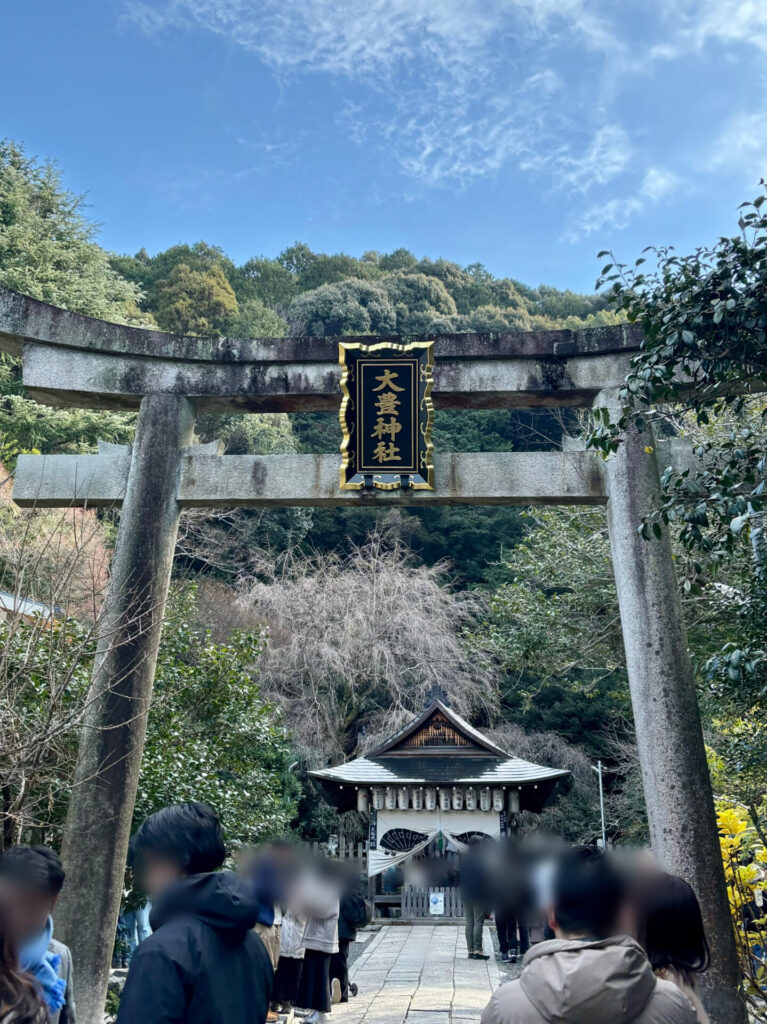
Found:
[303,838,368,867]
[401,886,464,918]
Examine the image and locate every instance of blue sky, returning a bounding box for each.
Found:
[2,0,765,292]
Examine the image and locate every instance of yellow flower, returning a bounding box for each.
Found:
[717,807,748,836]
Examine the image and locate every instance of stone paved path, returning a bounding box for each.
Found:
[332,925,501,1024]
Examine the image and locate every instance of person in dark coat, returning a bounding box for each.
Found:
[458,838,492,960]
[493,839,533,964]
[116,802,272,1024]
[330,868,369,1004]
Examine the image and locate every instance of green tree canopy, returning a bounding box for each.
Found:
[153,263,239,335]
[0,140,149,465]
[0,140,148,322]
[136,588,299,843]
[285,278,396,336]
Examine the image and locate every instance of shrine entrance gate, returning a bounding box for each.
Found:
[0,286,747,1024]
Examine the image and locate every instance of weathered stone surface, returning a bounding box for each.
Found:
[600,390,746,1024]
[13,451,607,508]
[0,284,642,362]
[55,395,195,1024]
[20,341,635,412]
[333,924,501,1024]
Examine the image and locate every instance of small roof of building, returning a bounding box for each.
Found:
[310,700,569,813]
[0,591,56,623]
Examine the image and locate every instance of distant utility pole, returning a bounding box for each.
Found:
[592,760,607,850]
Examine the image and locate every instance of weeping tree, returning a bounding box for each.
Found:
[236,531,498,764]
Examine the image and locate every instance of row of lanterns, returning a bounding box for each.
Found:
[357,786,522,815]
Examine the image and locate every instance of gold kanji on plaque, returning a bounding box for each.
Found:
[339,341,434,491]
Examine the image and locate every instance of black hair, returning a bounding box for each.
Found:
[552,847,625,939]
[129,802,226,876]
[0,846,65,896]
[635,872,710,982]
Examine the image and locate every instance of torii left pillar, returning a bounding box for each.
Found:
[55,395,195,1024]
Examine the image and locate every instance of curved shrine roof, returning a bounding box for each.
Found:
[310,754,569,787]
[309,701,570,790]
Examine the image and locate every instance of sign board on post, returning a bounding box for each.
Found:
[339,341,434,491]
[429,891,445,916]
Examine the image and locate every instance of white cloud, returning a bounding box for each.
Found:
[122,0,627,189]
[563,166,680,242]
[124,0,619,74]
[708,110,767,182]
[639,167,680,202]
[558,125,633,192]
[653,0,767,57]
[120,0,766,239]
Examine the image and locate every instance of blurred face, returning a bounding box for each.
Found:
[616,894,637,938]
[0,879,56,945]
[137,856,186,901]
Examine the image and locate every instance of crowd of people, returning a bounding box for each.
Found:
[0,801,372,1024]
[0,802,724,1024]
[463,838,712,1023]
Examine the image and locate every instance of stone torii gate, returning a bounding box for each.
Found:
[0,286,745,1024]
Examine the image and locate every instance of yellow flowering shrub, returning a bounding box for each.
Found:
[717,803,767,1018]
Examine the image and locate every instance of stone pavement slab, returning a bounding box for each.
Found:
[330,925,502,1024]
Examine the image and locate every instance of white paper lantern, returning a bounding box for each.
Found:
[507,789,521,815]
[465,786,477,810]
[439,788,451,811]
[452,787,464,810]
[492,788,504,812]
[397,786,409,810]
[385,786,397,810]
[479,786,492,811]
[412,787,424,810]
[357,789,370,813]
[372,786,384,810]
[425,787,437,810]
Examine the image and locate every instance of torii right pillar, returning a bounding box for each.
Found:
[598,391,745,1024]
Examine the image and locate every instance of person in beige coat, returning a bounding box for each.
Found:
[481,848,699,1024]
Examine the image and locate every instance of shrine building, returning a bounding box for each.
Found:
[310,700,569,883]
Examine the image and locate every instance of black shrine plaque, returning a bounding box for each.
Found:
[339,340,434,491]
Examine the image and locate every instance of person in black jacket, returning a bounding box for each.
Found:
[329,867,369,1004]
[116,802,272,1024]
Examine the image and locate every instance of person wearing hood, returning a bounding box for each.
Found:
[0,846,75,1024]
[480,847,700,1024]
[116,802,273,1024]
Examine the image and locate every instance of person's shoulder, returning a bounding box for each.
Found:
[48,937,73,974]
[48,938,71,960]
[131,919,196,960]
[648,978,700,1023]
[481,979,538,1024]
